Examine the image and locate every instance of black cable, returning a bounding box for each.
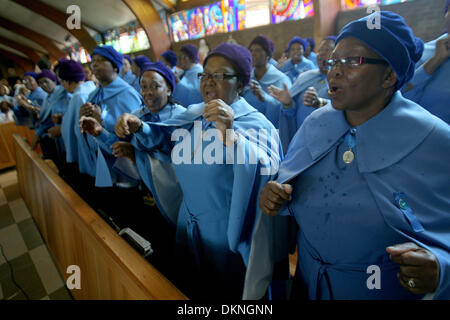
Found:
[0,243,30,300]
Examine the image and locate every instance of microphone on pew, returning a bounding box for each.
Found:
[119,228,154,258]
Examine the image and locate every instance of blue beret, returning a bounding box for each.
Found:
[24,72,37,80]
[36,69,57,82]
[140,61,176,93]
[249,34,275,57]
[92,45,124,73]
[336,11,424,90]
[204,43,252,87]
[161,50,177,68]
[124,55,132,65]
[133,55,151,71]
[287,36,307,52]
[180,44,199,63]
[58,60,86,82]
[445,0,450,14]
[306,38,316,51]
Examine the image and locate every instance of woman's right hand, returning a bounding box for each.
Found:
[79,103,102,123]
[111,141,136,163]
[259,181,293,216]
[267,83,292,106]
[115,113,142,138]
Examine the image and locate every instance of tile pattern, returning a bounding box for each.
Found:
[0,169,72,300]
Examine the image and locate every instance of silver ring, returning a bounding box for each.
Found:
[407,278,416,288]
[220,110,226,116]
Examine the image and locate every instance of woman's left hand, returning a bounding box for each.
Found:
[387,242,440,295]
[79,116,103,137]
[203,99,237,146]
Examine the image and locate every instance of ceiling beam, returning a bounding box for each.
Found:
[0,49,33,71]
[0,35,41,63]
[11,0,97,52]
[0,17,65,61]
[122,0,171,59]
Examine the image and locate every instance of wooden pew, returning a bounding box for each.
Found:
[13,134,187,300]
[0,121,37,170]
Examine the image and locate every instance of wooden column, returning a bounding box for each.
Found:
[122,0,171,59]
[11,0,97,52]
[313,0,341,44]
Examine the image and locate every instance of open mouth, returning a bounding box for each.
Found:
[204,90,218,100]
[328,85,342,97]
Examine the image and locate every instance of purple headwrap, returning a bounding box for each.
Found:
[204,43,252,86]
[161,50,178,68]
[36,69,57,82]
[287,36,307,52]
[24,72,37,80]
[92,45,124,73]
[324,35,337,42]
[133,55,151,71]
[180,44,199,63]
[140,61,176,92]
[445,0,450,14]
[249,34,275,57]
[58,60,86,82]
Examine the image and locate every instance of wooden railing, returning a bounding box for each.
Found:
[13,134,187,300]
[0,122,37,170]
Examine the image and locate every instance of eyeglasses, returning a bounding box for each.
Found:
[142,83,162,90]
[198,72,238,81]
[326,57,388,70]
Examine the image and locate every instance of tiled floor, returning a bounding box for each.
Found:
[0,168,72,300]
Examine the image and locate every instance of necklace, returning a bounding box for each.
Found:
[342,128,356,164]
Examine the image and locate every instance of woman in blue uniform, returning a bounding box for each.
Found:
[112,61,185,274]
[242,34,292,129]
[78,45,142,219]
[114,43,286,300]
[403,1,450,124]
[171,44,203,107]
[268,36,336,152]
[260,11,450,300]
[279,36,315,83]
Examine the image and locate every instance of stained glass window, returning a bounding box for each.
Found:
[271,0,314,24]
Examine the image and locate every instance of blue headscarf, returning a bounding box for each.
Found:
[336,11,424,90]
[287,36,307,52]
[91,45,124,73]
[306,38,316,51]
[161,50,177,68]
[140,61,176,93]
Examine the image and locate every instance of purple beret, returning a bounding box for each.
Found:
[92,45,124,73]
[249,34,275,57]
[140,61,176,93]
[58,60,86,82]
[161,50,177,68]
[24,72,37,80]
[324,35,337,42]
[36,69,57,82]
[180,44,199,63]
[133,55,151,71]
[124,55,132,65]
[445,0,450,14]
[204,43,252,87]
[287,36,307,52]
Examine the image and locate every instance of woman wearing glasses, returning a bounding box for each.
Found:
[114,43,285,300]
[260,11,450,299]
